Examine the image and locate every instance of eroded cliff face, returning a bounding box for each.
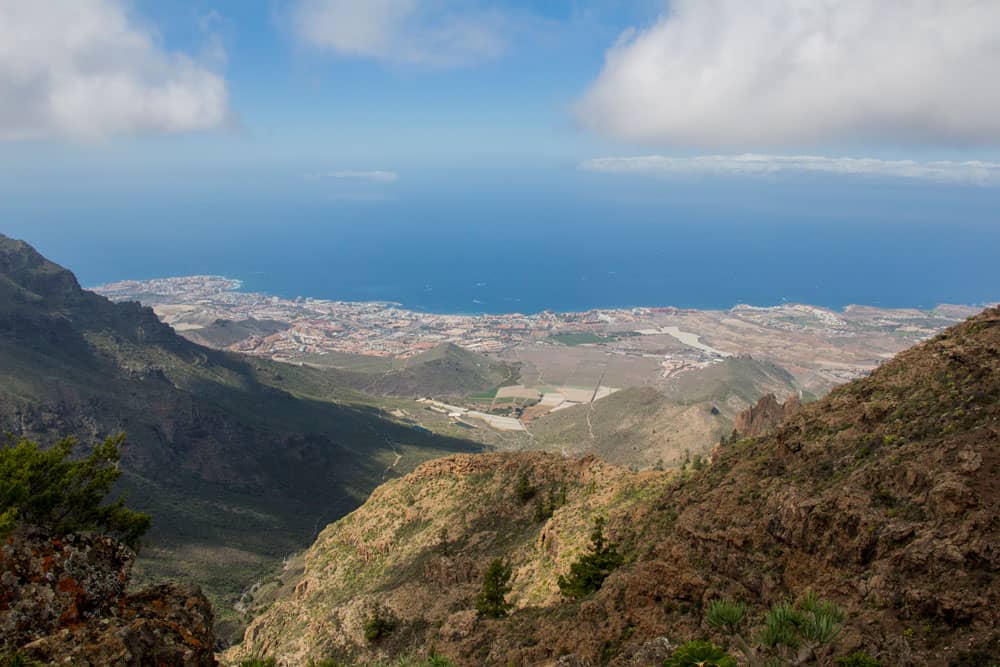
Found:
[232,308,1000,666]
[732,393,802,438]
[1,528,216,666]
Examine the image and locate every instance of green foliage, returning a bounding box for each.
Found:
[1,653,42,667]
[239,659,277,667]
[308,658,451,667]
[796,591,845,645]
[533,484,568,522]
[663,641,736,667]
[760,601,802,650]
[514,472,536,503]
[363,607,396,642]
[706,592,846,665]
[0,434,150,548]
[557,516,624,600]
[836,652,882,667]
[706,599,747,634]
[475,558,513,618]
[380,652,456,667]
[0,507,16,538]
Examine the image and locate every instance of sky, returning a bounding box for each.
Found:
[1,0,999,307]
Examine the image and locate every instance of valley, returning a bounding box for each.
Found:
[94,275,983,471]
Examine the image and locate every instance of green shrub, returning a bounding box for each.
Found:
[1,652,42,667]
[706,599,747,634]
[390,654,456,667]
[514,472,536,503]
[557,516,624,600]
[475,558,513,618]
[836,652,882,667]
[364,609,396,642]
[239,659,277,667]
[705,592,845,665]
[663,641,736,667]
[0,434,150,548]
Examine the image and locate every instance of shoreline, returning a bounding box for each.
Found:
[89,274,995,320]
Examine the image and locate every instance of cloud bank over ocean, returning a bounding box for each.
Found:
[581,154,1000,185]
[577,0,1000,148]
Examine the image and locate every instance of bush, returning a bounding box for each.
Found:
[239,659,277,667]
[363,608,395,642]
[557,516,624,600]
[663,641,736,667]
[475,558,513,618]
[706,599,747,634]
[704,592,845,665]
[390,654,456,667]
[0,434,150,548]
[514,472,536,503]
[836,652,882,667]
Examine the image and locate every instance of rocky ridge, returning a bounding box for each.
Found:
[731,392,802,438]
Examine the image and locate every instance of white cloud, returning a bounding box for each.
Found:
[306,170,400,183]
[292,0,507,66]
[581,154,1000,185]
[0,0,229,141]
[577,0,1000,148]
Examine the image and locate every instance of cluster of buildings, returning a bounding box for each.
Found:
[95,276,656,359]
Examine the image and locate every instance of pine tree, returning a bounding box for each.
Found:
[557,516,624,600]
[475,558,513,618]
[514,472,535,503]
[0,434,150,548]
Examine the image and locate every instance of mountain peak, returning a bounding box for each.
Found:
[0,233,83,304]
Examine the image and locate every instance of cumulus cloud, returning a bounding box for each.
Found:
[0,0,229,141]
[580,155,1000,185]
[306,170,400,183]
[577,0,1000,148]
[292,0,507,66]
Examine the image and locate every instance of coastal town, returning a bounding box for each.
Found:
[94,275,981,399]
[94,275,654,359]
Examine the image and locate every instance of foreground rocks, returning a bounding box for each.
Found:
[1,528,216,666]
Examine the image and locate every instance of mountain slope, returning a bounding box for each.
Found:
[525,356,802,469]
[232,307,1000,665]
[659,354,805,408]
[0,234,479,634]
[526,386,728,468]
[305,342,517,398]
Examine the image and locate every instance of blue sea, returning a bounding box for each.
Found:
[6,167,1000,314]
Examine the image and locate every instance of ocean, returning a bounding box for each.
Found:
[7,169,1000,314]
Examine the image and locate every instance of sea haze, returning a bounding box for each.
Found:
[6,168,1000,314]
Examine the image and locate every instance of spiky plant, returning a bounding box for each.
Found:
[663,641,737,667]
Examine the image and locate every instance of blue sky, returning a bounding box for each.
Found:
[3,2,999,171]
[1,0,999,306]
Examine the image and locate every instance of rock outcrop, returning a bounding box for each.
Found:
[1,528,216,666]
[731,392,801,438]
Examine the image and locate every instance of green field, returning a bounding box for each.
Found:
[546,332,610,346]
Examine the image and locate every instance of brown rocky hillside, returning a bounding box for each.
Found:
[228,307,1000,666]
